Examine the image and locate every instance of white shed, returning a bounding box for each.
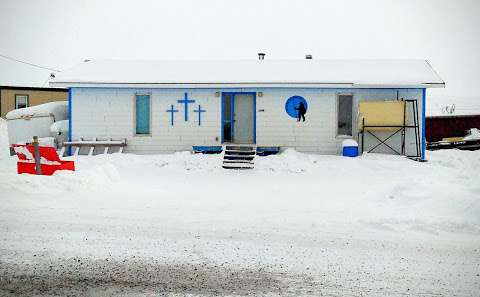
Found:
[50,58,444,159]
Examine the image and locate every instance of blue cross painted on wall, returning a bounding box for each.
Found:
[193,104,206,126]
[166,104,179,126]
[177,92,195,121]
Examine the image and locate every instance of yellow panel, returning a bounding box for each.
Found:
[441,137,464,142]
[358,101,406,131]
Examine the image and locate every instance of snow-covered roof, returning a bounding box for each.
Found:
[426,96,480,117]
[50,59,445,88]
[6,101,68,121]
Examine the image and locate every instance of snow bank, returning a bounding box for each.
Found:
[6,101,68,121]
[1,145,479,236]
[463,128,480,140]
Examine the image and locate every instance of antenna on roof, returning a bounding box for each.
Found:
[258,53,265,60]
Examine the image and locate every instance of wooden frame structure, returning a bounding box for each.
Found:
[358,99,421,158]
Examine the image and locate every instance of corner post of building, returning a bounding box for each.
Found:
[421,88,426,161]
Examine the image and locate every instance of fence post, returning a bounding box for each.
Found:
[32,136,42,175]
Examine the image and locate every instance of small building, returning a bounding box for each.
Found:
[50,58,444,160]
[426,97,480,142]
[0,86,68,118]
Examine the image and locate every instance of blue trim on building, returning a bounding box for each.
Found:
[231,94,235,140]
[220,94,224,142]
[253,92,257,143]
[421,88,426,160]
[67,88,72,156]
[192,146,223,153]
[256,146,280,156]
[221,92,256,144]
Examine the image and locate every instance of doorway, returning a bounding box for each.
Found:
[221,92,256,144]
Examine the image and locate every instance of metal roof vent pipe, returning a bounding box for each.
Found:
[258,53,265,60]
[305,54,313,60]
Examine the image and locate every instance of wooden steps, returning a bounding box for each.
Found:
[222,145,256,169]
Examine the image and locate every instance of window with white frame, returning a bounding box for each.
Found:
[337,94,353,136]
[15,94,28,109]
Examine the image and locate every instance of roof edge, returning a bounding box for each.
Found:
[50,82,443,89]
[424,60,445,87]
[1,85,68,92]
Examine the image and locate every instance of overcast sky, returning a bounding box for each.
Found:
[1,0,479,98]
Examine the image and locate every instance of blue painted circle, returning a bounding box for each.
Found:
[285,96,308,118]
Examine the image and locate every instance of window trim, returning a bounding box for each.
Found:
[133,93,152,136]
[336,93,354,138]
[15,94,29,109]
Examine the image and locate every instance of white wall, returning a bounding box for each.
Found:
[71,88,423,156]
[71,88,221,154]
[257,88,423,156]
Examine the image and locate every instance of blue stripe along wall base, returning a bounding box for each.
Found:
[192,146,223,154]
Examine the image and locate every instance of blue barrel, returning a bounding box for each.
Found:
[342,139,359,157]
[343,146,358,157]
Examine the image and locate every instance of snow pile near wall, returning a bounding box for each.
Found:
[463,128,480,140]
[50,120,69,134]
[1,146,478,236]
[1,143,479,237]
[5,101,68,120]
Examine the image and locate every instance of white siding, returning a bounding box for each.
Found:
[71,88,221,154]
[257,89,423,156]
[71,88,424,156]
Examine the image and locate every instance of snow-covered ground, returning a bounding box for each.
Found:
[0,118,479,296]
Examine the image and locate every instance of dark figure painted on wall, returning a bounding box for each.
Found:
[295,102,306,122]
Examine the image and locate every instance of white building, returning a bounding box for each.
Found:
[50,58,444,159]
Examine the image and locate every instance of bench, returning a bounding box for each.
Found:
[62,138,127,156]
